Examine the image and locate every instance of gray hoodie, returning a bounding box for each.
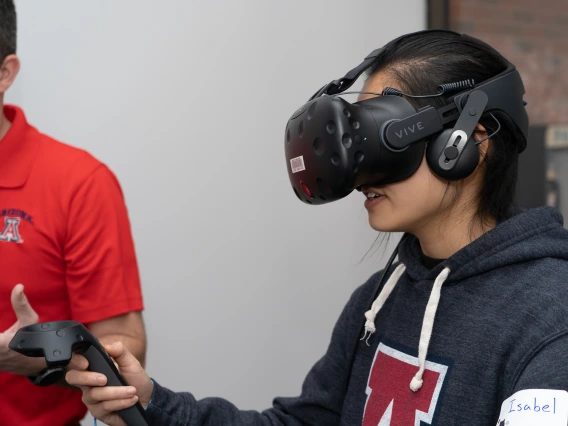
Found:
[145,206,568,425]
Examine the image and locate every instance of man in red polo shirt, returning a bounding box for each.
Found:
[0,1,147,425]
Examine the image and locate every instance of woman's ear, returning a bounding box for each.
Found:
[473,123,490,166]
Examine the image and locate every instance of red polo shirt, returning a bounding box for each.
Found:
[0,105,144,425]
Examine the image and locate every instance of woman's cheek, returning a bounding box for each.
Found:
[394,188,433,223]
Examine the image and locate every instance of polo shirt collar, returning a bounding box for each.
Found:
[0,105,38,189]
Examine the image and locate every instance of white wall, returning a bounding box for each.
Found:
[9,1,424,423]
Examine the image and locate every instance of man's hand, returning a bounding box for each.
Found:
[66,342,154,426]
[0,284,45,376]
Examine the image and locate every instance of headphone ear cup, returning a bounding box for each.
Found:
[426,129,480,181]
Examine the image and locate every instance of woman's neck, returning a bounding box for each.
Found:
[414,209,496,260]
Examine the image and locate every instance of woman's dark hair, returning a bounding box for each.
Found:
[366,31,523,228]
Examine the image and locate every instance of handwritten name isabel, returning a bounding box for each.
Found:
[509,397,557,414]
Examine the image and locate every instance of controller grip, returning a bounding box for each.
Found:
[83,346,150,426]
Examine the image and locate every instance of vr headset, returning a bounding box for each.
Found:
[284,30,529,205]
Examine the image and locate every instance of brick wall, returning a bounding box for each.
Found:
[449,0,568,125]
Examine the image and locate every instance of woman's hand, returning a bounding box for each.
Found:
[66,342,154,426]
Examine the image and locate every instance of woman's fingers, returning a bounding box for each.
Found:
[104,342,142,373]
[66,369,107,387]
[100,396,139,413]
[66,343,150,426]
[89,403,129,426]
[104,342,127,359]
[84,385,137,405]
[65,343,143,426]
[68,353,89,371]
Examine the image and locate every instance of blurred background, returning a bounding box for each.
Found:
[429,0,568,219]
[9,1,421,424]
[7,0,568,424]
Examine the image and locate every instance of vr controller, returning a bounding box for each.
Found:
[9,320,150,426]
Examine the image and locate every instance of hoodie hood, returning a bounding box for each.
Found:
[361,206,568,393]
[399,206,568,283]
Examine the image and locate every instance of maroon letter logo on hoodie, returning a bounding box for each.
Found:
[363,343,449,426]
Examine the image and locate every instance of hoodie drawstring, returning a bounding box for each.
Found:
[361,264,451,393]
[409,266,450,392]
[361,264,406,343]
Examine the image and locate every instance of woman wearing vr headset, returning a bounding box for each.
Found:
[67,30,568,426]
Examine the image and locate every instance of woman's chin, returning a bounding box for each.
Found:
[368,215,400,233]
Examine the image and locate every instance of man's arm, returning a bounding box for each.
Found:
[1,162,146,388]
[61,163,146,385]
[88,311,147,367]
[52,312,146,389]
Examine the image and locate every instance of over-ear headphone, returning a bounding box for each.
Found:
[284,30,528,204]
[427,128,479,181]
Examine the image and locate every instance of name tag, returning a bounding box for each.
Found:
[496,389,568,426]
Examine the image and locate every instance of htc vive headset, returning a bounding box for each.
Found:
[284,30,529,205]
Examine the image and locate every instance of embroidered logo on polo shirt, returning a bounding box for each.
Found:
[0,217,24,243]
[0,209,32,244]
